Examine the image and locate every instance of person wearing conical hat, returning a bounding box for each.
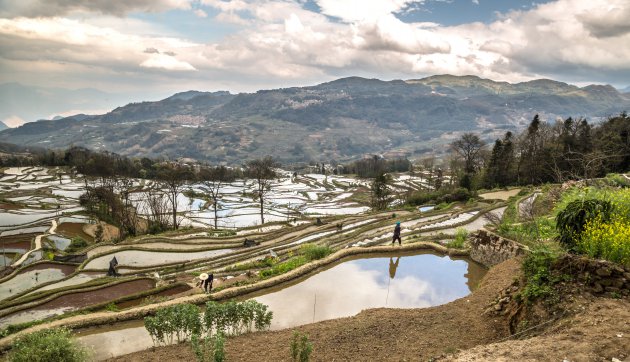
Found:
[392,221,402,245]
[199,272,215,293]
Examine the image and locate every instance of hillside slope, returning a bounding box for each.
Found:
[1,75,628,164]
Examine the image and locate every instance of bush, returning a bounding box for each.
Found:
[447,228,468,249]
[191,332,225,362]
[9,327,89,362]
[521,244,561,302]
[65,237,88,253]
[300,244,332,261]
[203,300,272,337]
[290,331,313,362]
[556,199,612,251]
[144,303,202,345]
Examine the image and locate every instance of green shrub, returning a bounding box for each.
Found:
[300,244,332,261]
[9,327,88,362]
[556,199,612,251]
[65,237,88,253]
[203,300,272,337]
[521,245,561,302]
[447,228,468,249]
[290,332,313,362]
[191,332,225,362]
[144,303,202,345]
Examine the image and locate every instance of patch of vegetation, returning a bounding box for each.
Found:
[579,216,630,267]
[64,237,88,253]
[224,257,275,272]
[259,256,307,279]
[290,331,313,362]
[8,327,89,362]
[191,332,225,362]
[203,300,272,336]
[144,303,202,345]
[556,199,612,251]
[447,228,468,249]
[406,187,471,206]
[519,244,563,303]
[300,243,332,261]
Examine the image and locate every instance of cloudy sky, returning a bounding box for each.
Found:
[0,0,629,121]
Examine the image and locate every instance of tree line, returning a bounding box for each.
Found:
[448,113,630,190]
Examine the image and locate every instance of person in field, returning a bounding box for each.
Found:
[392,221,402,245]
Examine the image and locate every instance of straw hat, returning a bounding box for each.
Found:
[199,273,209,281]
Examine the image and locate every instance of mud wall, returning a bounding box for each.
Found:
[469,230,527,267]
[555,254,630,296]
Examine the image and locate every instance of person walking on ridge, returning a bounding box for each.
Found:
[392,221,402,245]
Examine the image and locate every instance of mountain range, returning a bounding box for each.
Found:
[1,75,628,164]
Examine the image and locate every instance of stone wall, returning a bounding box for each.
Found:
[469,229,527,267]
[554,254,630,296]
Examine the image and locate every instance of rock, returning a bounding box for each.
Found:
[611,278,625,288]
[624,272,630,280]
[499,297,510,305]
[599,278,613,287]
[494,304,503,311]
[596,267,612,277]
[605,286,620,293]
[591,283,604,293]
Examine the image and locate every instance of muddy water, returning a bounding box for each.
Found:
[56,222,94,242]
[76,251,486,360]
[250,251,486,330]
[0,279,156,328]
[83,248,234,269]
[0,262,76,300]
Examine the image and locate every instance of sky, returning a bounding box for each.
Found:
[0,0,629,122]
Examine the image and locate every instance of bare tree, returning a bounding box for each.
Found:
[451,133,486,174]
[143,188,172,232]
[199,166,236,229]
[156,163,193,229]
[245,156,279,225]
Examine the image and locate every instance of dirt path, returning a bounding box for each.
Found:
[107,258,521,362]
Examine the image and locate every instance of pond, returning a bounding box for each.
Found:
[76,250,486,360]
[249,251,486,330]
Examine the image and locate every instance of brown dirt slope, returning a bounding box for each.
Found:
[448,297,630,362]
[108,258,520,362]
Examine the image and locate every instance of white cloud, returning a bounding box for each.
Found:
[315,0,422,22]
[2,115,26,128]
[194,9,208,18]
[1,0,629,94]
[140,53,197,71]
[472,0,479,5]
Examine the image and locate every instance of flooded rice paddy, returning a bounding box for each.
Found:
[76,250,486,360]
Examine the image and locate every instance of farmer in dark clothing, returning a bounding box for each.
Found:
[206,273,214,292]
[392,221,402,245]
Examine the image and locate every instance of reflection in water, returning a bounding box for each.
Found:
[388,257,400,279]
[253,252,486,330]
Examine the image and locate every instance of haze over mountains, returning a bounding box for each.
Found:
[1,75,628,164]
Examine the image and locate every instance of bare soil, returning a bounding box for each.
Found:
[83,222,120,242]
[108,259,520,362]
[448,297,630,362]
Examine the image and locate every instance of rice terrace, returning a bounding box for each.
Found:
[1,0,630,360]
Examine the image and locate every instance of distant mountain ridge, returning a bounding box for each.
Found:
[1,75,628,164]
